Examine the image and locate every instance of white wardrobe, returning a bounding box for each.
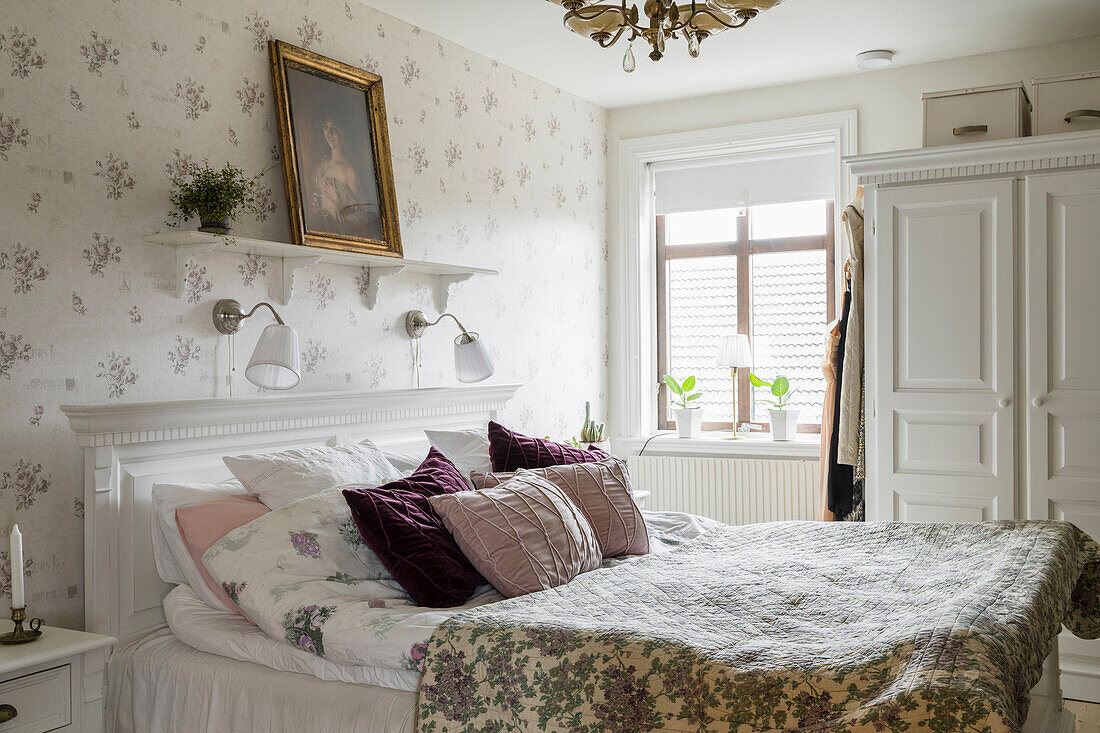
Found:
[848,129,1100,702]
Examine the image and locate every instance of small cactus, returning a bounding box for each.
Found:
[579,401,605,443]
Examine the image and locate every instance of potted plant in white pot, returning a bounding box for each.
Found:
[749,373,799,441]
[663,374,703,439]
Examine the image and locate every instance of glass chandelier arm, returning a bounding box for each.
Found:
[241,301,286,325]
[686,7,752,30]
[597,24,630,47]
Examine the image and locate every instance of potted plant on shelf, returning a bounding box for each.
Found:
[663,374,703,439]
[749,372,799,441]
[168,160,269,235]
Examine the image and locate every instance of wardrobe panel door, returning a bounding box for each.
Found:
[869,179,1015,522]
[1026,170,1100,703]
[1027,170,1100,519]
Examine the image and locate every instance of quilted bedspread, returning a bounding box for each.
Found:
[417,520,1100,733]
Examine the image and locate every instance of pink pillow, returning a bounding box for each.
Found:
[472,458,649,558]
[176,495,269,615]
[429,473,600,598]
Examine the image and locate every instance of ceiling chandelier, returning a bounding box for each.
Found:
[551,0,782,72]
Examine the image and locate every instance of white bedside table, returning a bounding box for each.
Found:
[632,490,651,510]
[0,625,115,733]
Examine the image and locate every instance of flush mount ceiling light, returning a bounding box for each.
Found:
[855,50,893,70]
[550,0,783,72]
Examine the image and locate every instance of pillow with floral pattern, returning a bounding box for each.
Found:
[202,488,408,626]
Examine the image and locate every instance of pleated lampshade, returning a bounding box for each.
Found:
[715,333,752,368]
[453,332,494,383]
[245,323,301,390]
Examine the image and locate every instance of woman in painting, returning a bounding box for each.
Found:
[307,102,382,240]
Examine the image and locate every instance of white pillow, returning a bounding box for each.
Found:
[150,479,248,599]
[382,449,427,477]
[424,428,491,488]
[223,439,401,510]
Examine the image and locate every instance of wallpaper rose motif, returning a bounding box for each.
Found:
[0,112,29,161]
[79,31,119,75]
[93,154,135,200]
[0,243,48,294]
[97,352,138,398]
[1,27,46,79]
[0,0,607,628]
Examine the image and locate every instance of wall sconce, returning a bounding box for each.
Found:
[212,299,301,391]
[404,310,494,384]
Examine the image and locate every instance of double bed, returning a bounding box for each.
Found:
[61,385,1097,733]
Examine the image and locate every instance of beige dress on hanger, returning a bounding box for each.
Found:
[838,201,864,467]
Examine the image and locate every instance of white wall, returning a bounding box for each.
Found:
[0,0,608,628]
[605,35,1100,434]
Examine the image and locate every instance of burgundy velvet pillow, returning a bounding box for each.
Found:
[342,447,485,608]
[487,421,610,472]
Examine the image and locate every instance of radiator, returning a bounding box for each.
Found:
[628,456,820,525]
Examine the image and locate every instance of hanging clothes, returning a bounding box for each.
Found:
[838,200,865,469]
[827,289,856,519]
[817,317,842,521]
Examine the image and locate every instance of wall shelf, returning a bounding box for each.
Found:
[144,231,497,310]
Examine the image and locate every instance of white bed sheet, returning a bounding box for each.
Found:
[164,583,422,691]
[109,626,416,733]
[160,510,723,688]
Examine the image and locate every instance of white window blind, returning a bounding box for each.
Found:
[653,145,835,214]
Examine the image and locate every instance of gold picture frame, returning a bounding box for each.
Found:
[269,40,402,257]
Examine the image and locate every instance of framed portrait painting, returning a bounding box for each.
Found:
[269,40,402,257]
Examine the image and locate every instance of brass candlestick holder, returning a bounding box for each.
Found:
[0,607,42,644]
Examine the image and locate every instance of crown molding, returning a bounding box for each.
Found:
[61,384,521,447]
[844,130,1100,186]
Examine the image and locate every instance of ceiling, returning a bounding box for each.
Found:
[359,0,1100,109]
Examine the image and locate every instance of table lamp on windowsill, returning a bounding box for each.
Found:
[715,334,752,440]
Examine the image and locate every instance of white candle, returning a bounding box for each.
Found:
[9,525,24,609]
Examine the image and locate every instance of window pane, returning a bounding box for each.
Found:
[750,249,827,424]
[667,208,740,245]
[665,256,737,424]
[750,199,827,240]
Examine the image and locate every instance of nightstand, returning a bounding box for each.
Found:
[632,490,651,511]
[0,626,115,733]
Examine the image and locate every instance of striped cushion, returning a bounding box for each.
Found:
[472,457,649,558]
[429,473,600,598]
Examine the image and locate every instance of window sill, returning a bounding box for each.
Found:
[613,432,821,460]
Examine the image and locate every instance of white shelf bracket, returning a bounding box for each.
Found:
[360,265,406,310]
[280,256,324,305]
[174,242,219,299]
[434,274,475,312]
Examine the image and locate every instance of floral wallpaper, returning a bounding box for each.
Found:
[0,0,608,628]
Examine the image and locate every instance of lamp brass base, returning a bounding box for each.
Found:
[0,607,42,644]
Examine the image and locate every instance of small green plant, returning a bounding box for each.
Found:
[663,374,702,410]
[168,160,270,230]
[749,373,797,409]
[579,401,605,443]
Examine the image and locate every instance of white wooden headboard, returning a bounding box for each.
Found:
[61,384,519,641]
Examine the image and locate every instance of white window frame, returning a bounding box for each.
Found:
[610,110,858,442]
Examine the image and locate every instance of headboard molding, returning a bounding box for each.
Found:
[61,384,520,640]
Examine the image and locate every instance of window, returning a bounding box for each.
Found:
[656,199,835,432]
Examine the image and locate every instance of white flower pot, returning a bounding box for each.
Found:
[768,408,800,441]
[586,440,611,454]
[674,408,702,439]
